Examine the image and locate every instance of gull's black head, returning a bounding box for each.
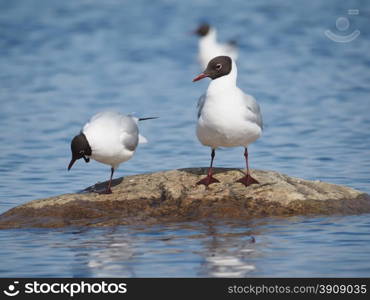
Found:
[68,133,92,170]
[193,56,232,81]
[195,23,210,37]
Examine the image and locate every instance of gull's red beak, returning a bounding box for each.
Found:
[192,73,208,82]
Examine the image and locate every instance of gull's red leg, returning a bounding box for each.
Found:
[237,148,259,187]
[197,148,220,187]
[99,167,114,194]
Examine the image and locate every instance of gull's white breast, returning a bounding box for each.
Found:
[83,111,138,168]
[197,89,262,148]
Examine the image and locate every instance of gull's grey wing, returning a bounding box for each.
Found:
[120,116,139,151]
[197,94,206,119]
[244,94,263,130]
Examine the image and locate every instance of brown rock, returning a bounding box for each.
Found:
[0,168,369,229]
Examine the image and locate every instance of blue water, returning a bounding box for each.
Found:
[0,0,369,277]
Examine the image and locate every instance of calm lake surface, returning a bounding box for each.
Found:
[0,0,369,277]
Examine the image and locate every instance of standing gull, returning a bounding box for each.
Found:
[193,56,263,187]
[68,111,156,194]
[194,23,238,69]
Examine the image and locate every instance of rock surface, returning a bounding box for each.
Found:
[1,168,370,229]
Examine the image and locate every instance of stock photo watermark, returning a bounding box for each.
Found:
[3,281,20,297]
[325,9,360,43]
[2,280,127,298]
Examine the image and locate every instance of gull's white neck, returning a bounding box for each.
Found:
[207,60,238,95]
[199,28,217,47]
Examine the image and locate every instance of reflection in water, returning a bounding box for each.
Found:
[86,235,135,277]
[0,215,370,277]
[69,227,136,277]
[199,223,257,277]
[66,222,260,277]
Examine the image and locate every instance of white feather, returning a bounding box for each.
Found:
[82,111,139,170]
[198,28,238,70]
[196,60,263,149]
[138,134,148,144]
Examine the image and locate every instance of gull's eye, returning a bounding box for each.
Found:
[215,63,222,70]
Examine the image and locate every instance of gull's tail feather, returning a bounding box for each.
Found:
[138,134,148,144]
[137,117,157,143]
[138,117,159,121]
